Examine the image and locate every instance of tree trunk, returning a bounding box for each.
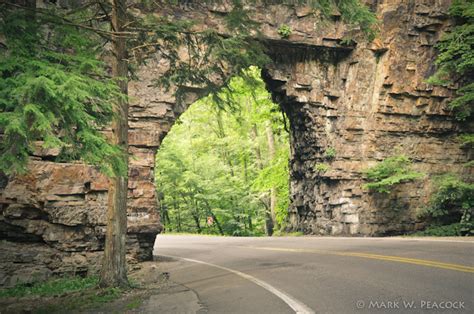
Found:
[250,124,273,235]
[265,121,278,233]
[100,0,129,288]
[174,195,182,232]
[202,199,224,235]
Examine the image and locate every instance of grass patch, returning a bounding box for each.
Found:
[273,230,304,237]
[126,297,143,310]
[161,231,227,237]
[0,276,99,298]
[33,287,123,314]
[0,275,126,313]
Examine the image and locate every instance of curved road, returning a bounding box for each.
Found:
[153,235,473,313]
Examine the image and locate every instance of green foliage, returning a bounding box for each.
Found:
[324,147,336,159]
[126,298,143,310]
[427,0,474,121]
[156,68,290,235]
[421,174,474,235]
[459,133,474,148]
[0,0,376,177]
[363,155,424,193]
[269,0,377,40]
[411,223,469,237]
[272,230,304,237]
[154,0,377,101]
[340,36,354,46]
[253,147,290,225]
[278,24,292,38]
[315,163,330,172]
[0,5,126,176]
[0,276,99,298]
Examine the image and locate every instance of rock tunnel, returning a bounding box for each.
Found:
[0,1,471,286]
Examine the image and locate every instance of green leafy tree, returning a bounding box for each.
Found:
[423,174,473,235]
[156,68,290,236]
[363,155,424,193]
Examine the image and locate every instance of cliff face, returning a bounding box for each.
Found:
[0,0,471,286]
[264,0,471,235]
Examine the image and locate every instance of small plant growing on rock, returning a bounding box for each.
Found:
[363,155,424,193]
[324,147,336,160]
[340,36,354,46]
[277,24,292,38]
[315,163,330,173]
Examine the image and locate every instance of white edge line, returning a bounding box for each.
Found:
[159,254,315,314]
[306,237,474,244]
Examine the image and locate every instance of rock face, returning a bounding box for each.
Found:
[264,0,471,235]
[0,1,472,286]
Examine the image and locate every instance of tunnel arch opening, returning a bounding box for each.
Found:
[154,67,291,236]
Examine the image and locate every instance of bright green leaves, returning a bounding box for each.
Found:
[363,155,424,193]
[253,148,290,225]
[428,0,474,121]
[0,5,126,176]
[155,68,290,235]
[278,24,292,38]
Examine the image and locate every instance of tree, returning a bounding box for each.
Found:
[99,0,129,288]
[156,67,291,236]
[0,2,126,176]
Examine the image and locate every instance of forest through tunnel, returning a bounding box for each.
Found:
[155,67,291,236]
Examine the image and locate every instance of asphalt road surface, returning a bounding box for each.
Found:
[153,235,474,314]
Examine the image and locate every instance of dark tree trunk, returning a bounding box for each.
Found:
[265,121,278,232]
[100,0,129,288]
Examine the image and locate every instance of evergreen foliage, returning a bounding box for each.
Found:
[421,0,474,236]
[427,0,474,121]
[363,155,424,193]
[0,5,126,176]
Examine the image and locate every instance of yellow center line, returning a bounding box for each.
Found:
[236,246,474,274]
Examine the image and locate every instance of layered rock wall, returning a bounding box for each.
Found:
[264,0,472,235]
[1,0,472,286]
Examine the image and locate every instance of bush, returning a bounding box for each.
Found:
[363,155,424,193]
[277,24,292,38]
[411,223,468,237]
[423,174,474,235]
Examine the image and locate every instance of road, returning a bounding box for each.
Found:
[153,235,474,314]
